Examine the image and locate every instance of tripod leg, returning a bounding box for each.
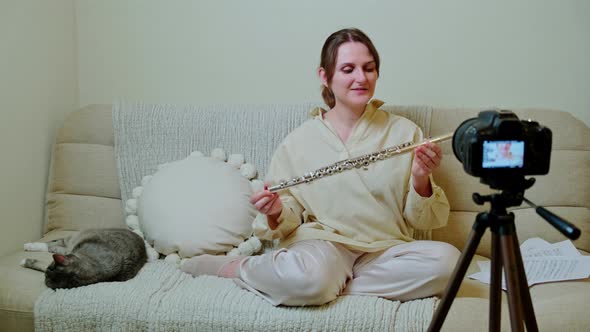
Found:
[489,225,502,332]
[510,226,539,332]
[499,222,525,332]
[428,214,489,332]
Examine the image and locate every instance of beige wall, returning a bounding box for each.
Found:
[0,0,78,256]
[76,0,589,126]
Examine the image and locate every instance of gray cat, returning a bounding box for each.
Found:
[21,228,148,289]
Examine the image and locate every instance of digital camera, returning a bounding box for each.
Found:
[452,110,552,190]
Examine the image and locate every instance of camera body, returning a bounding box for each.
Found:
[452,110,552,190]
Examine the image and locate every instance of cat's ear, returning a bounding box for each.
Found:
[52,254,69,266]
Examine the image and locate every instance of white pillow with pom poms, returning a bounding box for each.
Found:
[132,151,260,258]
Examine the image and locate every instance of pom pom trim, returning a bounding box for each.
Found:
[125,148,264,265]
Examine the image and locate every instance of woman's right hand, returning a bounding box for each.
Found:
[249,187,283,230]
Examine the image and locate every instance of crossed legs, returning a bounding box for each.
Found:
[182,239,460,306]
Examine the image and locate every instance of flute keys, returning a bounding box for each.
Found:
[267,133,453,193]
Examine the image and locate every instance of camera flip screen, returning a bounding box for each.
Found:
[482,140,524,169]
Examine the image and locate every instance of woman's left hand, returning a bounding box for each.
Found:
[412,142,443,178]
[411,142,442,196]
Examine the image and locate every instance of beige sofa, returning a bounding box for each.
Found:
[0,103,588,331]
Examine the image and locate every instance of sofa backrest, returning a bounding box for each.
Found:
[45,103,590,257]
[45,105,124,234]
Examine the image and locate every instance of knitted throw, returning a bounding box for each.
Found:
[35,261,437,331]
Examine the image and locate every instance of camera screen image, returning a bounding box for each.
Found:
[482,140,524,169]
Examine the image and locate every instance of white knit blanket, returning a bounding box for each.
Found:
[112,100,316,204]
[35,261,437,331]
[111,101,432,204]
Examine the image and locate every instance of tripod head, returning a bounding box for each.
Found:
[473,177,581,240]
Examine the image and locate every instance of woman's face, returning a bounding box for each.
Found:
[322,41,378,109]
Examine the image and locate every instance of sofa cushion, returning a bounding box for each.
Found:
[529,279,590,330]
[45,194,125,232]
[433,157,493,212]
[56,104,114,146]
[44,104,123,234]
[49,143,120,199]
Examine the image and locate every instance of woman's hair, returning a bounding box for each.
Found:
[320,28,380,108]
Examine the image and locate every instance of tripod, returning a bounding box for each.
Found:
[427,183,582,332]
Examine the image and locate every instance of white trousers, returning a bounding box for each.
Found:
[235,239,460,306]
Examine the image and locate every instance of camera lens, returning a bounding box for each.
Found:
[452,117,478,165]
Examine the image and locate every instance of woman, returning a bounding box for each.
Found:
[182,28,459,306]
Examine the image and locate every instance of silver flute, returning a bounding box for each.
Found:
[267,132,454,193]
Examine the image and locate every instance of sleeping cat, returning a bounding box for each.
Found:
[21,228,148,289]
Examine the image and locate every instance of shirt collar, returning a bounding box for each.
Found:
[309,99,385,119]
